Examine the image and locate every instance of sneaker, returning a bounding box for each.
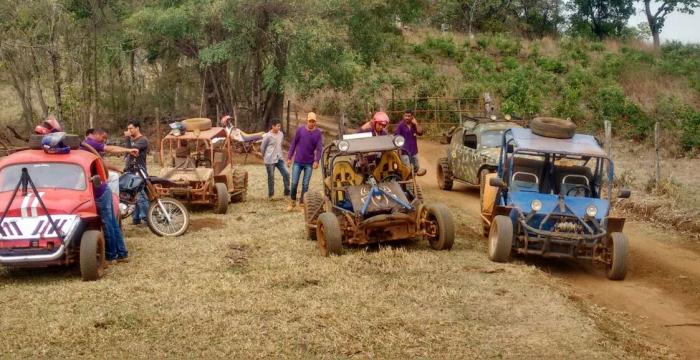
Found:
[286,201,296,212]
[416,168,427,176]
[116,257,130,263]
[106,259,118,266]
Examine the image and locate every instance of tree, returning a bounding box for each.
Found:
[640,0,700,48]
[568,0,635,39]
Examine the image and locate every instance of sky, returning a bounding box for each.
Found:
[628,2,700,43]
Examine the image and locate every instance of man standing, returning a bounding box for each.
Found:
[260,119,290,200]
[358,111,390,136]
[287,112,323,211]
[83,128,139,195]
[394,110,426,176]
[123,120,150,225]
[83,128,133,264]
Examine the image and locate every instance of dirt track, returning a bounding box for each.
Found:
[417,140,700,359]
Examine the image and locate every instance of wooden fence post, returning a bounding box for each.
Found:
[457,99,463,124]
[155,107,161,165]
[604,120,612,181]
[339,111,346,138]
[286,100,291,140]
[655,122,661,184]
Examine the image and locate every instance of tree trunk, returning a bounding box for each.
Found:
[50,49,64,124]
[644,0,661,49]
[30,50,49,118]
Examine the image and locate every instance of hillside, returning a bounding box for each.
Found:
[306,28,700,154]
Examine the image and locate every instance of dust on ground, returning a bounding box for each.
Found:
[0,162,671,358]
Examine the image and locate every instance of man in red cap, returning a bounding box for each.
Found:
[358,112,389,136]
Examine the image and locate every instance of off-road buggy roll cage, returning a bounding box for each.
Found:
[320,134,418,217]
[491,128,627,258]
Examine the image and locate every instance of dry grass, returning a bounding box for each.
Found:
[0,164,666,358]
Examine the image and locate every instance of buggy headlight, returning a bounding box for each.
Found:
[338,140,350,152]
[586,204,598,217]
[393,135,405,148]
[530,199,542,212]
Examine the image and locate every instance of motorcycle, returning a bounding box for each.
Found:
[220,115,264,164]
[119,164,190,237]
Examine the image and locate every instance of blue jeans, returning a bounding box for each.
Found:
[265,159,290,198]
[401,154,420,170]
[132,190,149,224]
[96,187,128,260]
[290,163,313,202]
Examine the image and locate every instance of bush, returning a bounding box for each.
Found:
[588,85,653,138]
[502,56,519,70]
[595,53,623,79]
[537,57,567,74]
[500,67,541,117]
[425,36,460,60]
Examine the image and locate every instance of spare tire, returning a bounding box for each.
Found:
[530,117,576,139]
[181,118,212,131]
[28,134,81,150]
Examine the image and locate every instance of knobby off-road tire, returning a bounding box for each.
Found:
[488,215,513,262]
[214,183,229,214]
[181,118,212,131]
[530,117,576,139]
[230,169,248,203]
[80,230,105,281]
[437,158,453,191]
[479,168,492,237]
[29,134,81,150]
[304,191,324,240]
[317,212,343,257]
[426,203,455,250]
[406,182,424,202]
[147,197,190,237]
[607,232,629,281]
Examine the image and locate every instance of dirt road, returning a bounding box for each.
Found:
[417,140,700,359]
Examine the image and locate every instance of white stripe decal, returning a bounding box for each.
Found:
[30,192,44,217]
[20,193,32,218]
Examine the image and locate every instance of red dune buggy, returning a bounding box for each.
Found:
[0,135,114,280]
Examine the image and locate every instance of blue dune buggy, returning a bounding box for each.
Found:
[480,127,631,280]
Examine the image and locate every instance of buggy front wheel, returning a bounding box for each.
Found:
[80,230,105,281]
[425,204,455,250]
[488,215,513,262]
[606,232,629,280]
[147,197,190,237]
[317,213,343,257]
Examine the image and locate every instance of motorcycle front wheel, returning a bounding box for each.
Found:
[146,197,190,237]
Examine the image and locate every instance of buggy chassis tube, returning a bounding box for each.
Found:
[518,220,606,240]
[0,244,68,263]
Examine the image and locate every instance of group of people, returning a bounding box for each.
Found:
[260,109,425,212]
[31,109,421,265]
[34,117,150,266]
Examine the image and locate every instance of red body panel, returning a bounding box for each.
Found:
[0,148,109,263]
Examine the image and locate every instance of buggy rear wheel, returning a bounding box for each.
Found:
[80,230,105,281]
[304,191,324,240]
[147,197,190,237]
[213,183,229,214]
[606,232,629,280]
[231,168,248,203]
[317,212,342,257]
[488,215,513,262]
[437,158,453,190]
[425,204,455,250]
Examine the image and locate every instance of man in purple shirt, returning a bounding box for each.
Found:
[286,112,324,211]
[394,110,426,176]
[82,128,137,264]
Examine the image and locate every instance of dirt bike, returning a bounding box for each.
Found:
[119,163,190,237]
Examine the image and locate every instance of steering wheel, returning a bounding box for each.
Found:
[196,158,212,168]
[566,185,590,197]
[381,173,402,183]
